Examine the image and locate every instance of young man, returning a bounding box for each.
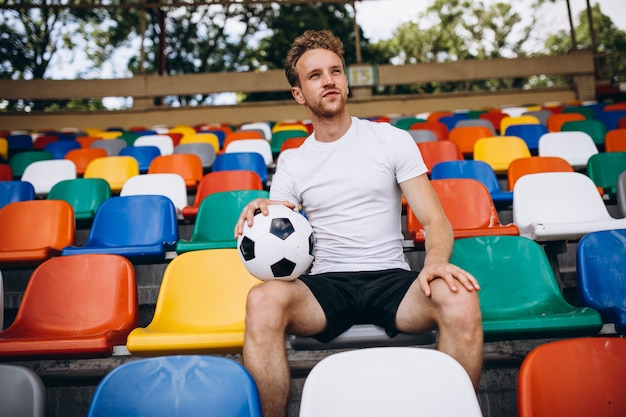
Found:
[234,30,483,417]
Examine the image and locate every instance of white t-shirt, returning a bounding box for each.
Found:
[270,117,428,274]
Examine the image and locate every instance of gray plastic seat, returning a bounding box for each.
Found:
[618,171,626,218]
[0,364,46,417]
[174,143,217,169]
[91,139,127,156]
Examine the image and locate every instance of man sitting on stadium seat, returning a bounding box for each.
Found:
[234,29,483,417]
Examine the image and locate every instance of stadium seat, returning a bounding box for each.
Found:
[126,249,262,355]
[604,129,626,152]
[561,104,596,119]
[298,347,482,417]
[479,111,507,134]
[0,181,35,210]
[586,152,626,201]
[407,179,518,247]
[473,136,531,174]
[0,200,75,267]
[90,138,127,156]
[47,178,110,222]
[596,109,626,131]
[64,147,108,176]
[407,129,437,143]
[180,132,221,152]
[501,106,529,118]
[0,163,12,180]
[62,195,178,262]
[223,130,265,150]
[225,139,274,167]
[134,134,174,155]
[0,138,9,160]
[450,235,603,340]
[426,110,453,123]
[118,145,161,173]
[392,116,425,130]
[279,137,307,152]
[20,159,77,196]
[148,153,203,190]
[546,112,585,132]
[537,131,598,169]
[416,140,463,173]
[561,119,607,148]
[455,118,496,134]
[0,270,3,329]
[43,140,81,159]
[522,109,552,125]
[174,142,217,169]
[513,172,626,242]
[448,125,494,156]
[33,134,58,150]
[240,121,272,140]
[409,121,449,141]
[176,189,269,253]
[182,170,263,221]
[618,171,626,218]
[576,229,626,334]
[499,115,540,134]
[84,155,139,193]
[0,254,137,360]
[517,337,626,417]
[120,173,188,219]
[86,355,262,417]
[6,134,33,155]
[0,364,46,417]
[8,150,53,178]
[270,129,309,155]
[430,160,512,206]
[503,123,548,153]
[212,152,268,185]
[507,155,573,190]
[437,113,469,131]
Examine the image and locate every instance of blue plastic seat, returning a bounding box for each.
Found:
[119,145,161,173]
[62,195,178,262]
[0,181,35,210]
[437,113,469,131]
[6,134,33,154]
[212,152,268,185]
[44,140,81,159]
[596,110,626,131]
[430,160,512,206]
[503,123,548,153]
[576,229,626,334]
[86,355,262,417]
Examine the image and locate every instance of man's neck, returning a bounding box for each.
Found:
[310,110,353,143]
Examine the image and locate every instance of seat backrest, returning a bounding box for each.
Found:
[0,163,12,180]
[148,153,203,189]
[8,150,53,178]
[225,139,273,166]
[604,129,626,152]
[270,130,308,154]
[618,171,626,218]
[223,130,265,149]
[118,145,161,173]
[407,129,437,143]
[64,147,108,175]
[448,126,494,155]
[43,140,81,159]
[503,123,548,152]
[6,134,33,153]
[576,229,626,333]
[33,134,58,150]
[507,156,573,189]
[0,254,137,358]
[455,118,496,134]
[0,200,75,266]
[120,173,188,218]
[537,131,599,168]
[473,136,531,173]
[561,119,607,146]
[409,121,449,141]
[47,178,110,221]
[180,133,221,152]
[299,347,482,417]
[87,355,262,417]
[478,111,507,134]
[174,142,217,168]
[430,160,503,195]
[212,152,268,185]
[597,109,626,130]
[437,113,469,131]
[134,134,174,155]
[586,152,626,196]
[547,112,585,132]
[500,115,540,134]
[240,121,272,140]
[21,159,77,196]
[186,170,263,214]
[416,140,463,173]
[84,156,139,192]
[0,138,8,160]
[0,181,35,210]
[0,364,46,417]
[518,337,626,417]
[522,109,553,125]
[90,138,127,156]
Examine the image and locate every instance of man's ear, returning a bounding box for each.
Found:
[291,86,305,104]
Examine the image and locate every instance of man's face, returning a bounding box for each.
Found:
[291,48,349,118]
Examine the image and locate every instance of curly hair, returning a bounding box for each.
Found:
[285,30,345,87]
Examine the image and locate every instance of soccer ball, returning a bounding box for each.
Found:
[238,205,315,281]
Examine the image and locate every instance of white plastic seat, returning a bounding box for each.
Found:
[239,122,272,141]
[298,347,482,417]
[225,139,274,166]
[120,173,188,219]
[513,172,626,241]
[538,131,598,169]
[21,159,77,196]
[134,135,174,155]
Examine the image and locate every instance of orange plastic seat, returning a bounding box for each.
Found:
[416,140,463,173]
[473,136,531,174]
[507,156,574,190]
[148,153,203,189]
[518,337,626,417]
[604,129,626,152]
[65,148,108,176]
[409,121,449,141]
[182,170,263,221]
[425,110,453,123]
[406,178,518,247]
[279,137,306,152]
[222,130,264,150]
[547,112,585,132]
[448,125,494,156]
[84,156,139,193]
[0,254,138,360]
[0,200,75,267]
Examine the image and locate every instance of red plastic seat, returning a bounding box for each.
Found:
[0,200,75,267]
[409,121,449,141]
[416,140,463,173]
[0,254,137,360]
[406,178,519,247]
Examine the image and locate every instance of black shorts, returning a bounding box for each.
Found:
[298,269,418,343]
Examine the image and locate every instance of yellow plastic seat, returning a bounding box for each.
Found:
[84,156,139,193]
[126,249,262,356]
[499,115,540,134]
[180,133,221,152]
[473,136,531,174]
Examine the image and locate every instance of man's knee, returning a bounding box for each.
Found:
[437,289,482,332]
[245,282,290,334]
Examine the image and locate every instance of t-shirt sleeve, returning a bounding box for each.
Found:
[391,129,428,183]
[269,154,300,206]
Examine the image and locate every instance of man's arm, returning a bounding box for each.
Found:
[400,174,480,296]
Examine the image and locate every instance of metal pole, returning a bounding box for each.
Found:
[566,0,578,51]
[351,0,362,64]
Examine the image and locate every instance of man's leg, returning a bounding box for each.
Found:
[243,280,327,417]
[395,278,483,389]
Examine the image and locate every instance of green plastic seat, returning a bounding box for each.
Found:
[8,150,53,178]
[270,130,308,155]
[586,151,626,200]
[561,119,607,147]
[450,235,603,341]
[175,189,269,254]
[47,178,111,222]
